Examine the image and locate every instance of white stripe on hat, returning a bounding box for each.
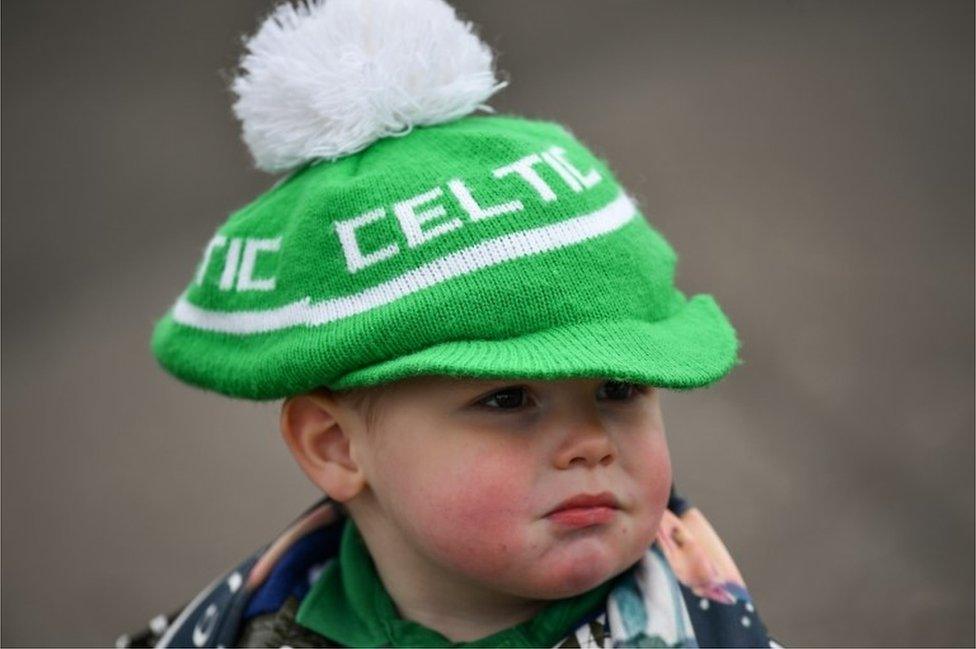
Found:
[171,191,639,335]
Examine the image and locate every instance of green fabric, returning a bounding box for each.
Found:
[295,518,617,648]
[151,114,741,399]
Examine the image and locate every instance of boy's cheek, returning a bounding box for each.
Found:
[643,450,673,512]
[621,439,671,539]
[403,452,538,573]
[629,433,672,496]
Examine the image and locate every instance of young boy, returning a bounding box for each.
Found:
[120,0,778,646]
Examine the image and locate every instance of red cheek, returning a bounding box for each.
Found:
[415,450,534,575]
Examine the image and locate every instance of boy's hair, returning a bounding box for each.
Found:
[327,383,389,435]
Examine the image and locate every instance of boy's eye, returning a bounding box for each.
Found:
[478,386,530,410]
[475,380,647,411]
[598,380,647,401]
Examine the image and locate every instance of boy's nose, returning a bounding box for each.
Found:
[553,421,616,469]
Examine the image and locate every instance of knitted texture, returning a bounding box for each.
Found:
[150,115,741,399]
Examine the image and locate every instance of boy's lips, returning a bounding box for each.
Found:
[544,492,621,527]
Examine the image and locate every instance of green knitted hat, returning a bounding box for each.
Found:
[150,0,741,401]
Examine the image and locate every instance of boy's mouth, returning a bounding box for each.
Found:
[545,492,620,527]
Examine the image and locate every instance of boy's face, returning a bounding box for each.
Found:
[348,375,671,600]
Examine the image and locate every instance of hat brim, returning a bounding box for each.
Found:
[329,293,741,392]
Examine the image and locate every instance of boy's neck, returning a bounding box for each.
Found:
[352,506,549,642]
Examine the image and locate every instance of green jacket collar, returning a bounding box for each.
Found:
[295,517,616,647]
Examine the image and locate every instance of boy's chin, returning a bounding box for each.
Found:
[508,571,619,601]
[496,553,632,601]
[535,536,653,599]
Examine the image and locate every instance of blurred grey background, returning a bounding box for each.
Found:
[2,0,973,646]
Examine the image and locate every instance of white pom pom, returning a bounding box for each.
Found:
[231,0,508,173]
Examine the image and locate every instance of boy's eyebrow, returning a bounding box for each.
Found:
[445,377,606,392]
[437,377,530,394]
[445,377,514,389]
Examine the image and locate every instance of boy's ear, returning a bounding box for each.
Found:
[280,391,367,503]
